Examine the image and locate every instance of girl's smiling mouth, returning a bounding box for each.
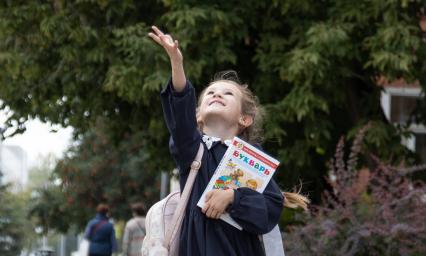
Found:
[209,99,225,106]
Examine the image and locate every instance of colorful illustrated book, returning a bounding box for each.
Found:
[197,137,280,230]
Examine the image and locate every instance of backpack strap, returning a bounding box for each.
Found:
[164,143,204,249]
[135,219,146,236]
[89,220,108,240]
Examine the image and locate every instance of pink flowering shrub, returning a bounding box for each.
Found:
[284,125,426,255]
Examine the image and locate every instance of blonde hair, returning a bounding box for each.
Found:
[198,70,264,144]
[283,192,310,211]
[199,70,310,210]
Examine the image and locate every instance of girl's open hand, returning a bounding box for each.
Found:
[148,26,183,63]
[202,189,234,219]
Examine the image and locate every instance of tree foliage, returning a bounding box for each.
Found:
[1,0,426,229]
[1,162,60,255]
[29,120,164,231]
[0,174,27,256]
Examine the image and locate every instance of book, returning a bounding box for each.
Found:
[197,137,280,230]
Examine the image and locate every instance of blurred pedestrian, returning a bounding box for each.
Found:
[83,203,118,256]
[122,202,146,256]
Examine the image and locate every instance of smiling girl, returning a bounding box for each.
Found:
[149,26,306,256]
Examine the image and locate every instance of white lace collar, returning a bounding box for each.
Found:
[202,134,232,150]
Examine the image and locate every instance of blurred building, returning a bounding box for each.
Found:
[380,79,426,163]
[0,143,29,190]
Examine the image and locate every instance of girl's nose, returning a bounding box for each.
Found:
[213,91,223,98]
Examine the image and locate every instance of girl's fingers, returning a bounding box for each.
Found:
[206,207,215,218]
[204,204,222,218]
[150,26,172,46]
[201,201,210,214]
[211,209,219,219]
[148,33,162,45]
[203,202,217,218]
[151,26,164,37]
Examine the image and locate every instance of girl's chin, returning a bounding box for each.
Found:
[202,112,238,124]
[203,110,231,118]
[205,105,227,112]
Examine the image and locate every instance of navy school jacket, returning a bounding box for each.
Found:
[160,80,284,256]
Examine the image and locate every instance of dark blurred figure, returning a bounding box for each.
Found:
[83,204,118,256]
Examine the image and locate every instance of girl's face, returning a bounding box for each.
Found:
[198,81,243,127]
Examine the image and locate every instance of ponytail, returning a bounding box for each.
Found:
[283,192,310,211]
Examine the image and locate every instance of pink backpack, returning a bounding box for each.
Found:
[141,144,204,256]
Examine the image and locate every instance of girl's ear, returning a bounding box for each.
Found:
[239,115,253,128]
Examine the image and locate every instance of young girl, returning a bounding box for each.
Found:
[149,26,307,256]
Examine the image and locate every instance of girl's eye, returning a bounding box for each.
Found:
[206,91,214,95]
[225,92,234,96]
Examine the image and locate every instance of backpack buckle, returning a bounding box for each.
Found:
[191,160,201,169]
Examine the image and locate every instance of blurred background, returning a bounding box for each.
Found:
[1,0,425,255]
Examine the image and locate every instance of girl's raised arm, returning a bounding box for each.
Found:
[148,26,186,92]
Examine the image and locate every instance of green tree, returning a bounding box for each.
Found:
[1,0,426,229]
[27,153,57,189]
[0,157,59,255]
[0,173,27,256]
[30,120,162,231]
[27,154,63,234]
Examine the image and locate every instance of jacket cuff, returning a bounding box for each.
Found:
[160,78,191,97]
[227,188,241,215]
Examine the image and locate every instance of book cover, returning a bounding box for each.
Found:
[197,137,280,230]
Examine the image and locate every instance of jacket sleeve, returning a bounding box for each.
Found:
[228,179,284,235]
[160,79,201,175]
[111,227,118,252]
[83,220,94,239]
